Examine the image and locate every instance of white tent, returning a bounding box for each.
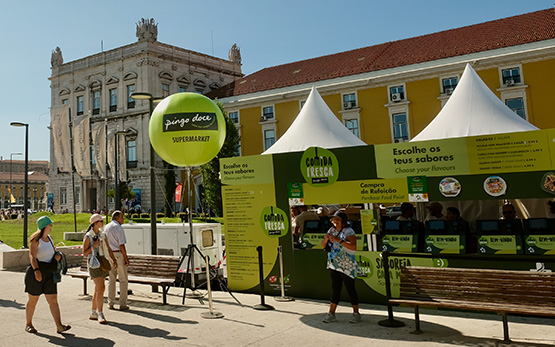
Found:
[411,63,538,142]
[262,86,366,155]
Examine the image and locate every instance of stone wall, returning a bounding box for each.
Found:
[0,246,83,271]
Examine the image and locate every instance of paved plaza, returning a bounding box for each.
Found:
[0,269,554,346]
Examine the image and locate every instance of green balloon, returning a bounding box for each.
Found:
[149,93,226,167]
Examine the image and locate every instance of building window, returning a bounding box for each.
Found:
[109,88,117,112]
[262,106,274,121]
[60,187,67,205]
[264,129,276,150]
[127,85,135,109]
[76,96,84,115]
[62,99,68,104]
[91,145,95,165]
[228,111,239,124]
[193,80,206,93]
[236,134,242,156]
[392,113,409,142]
[505,98,526,119]
[127,140,137,167]
[75,186,80,205]
[390,85,405,102]
[502,67,521,86]
[442,77,458,94]
[179,86,187,93]
[162,83,170,97]
[343,93,357,109]
[345,119,359,138]
[92,91,101,115]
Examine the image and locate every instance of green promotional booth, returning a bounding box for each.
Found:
[221,128,555,304]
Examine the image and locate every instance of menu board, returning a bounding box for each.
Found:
[466,131,552,174]
[222,184,279,291]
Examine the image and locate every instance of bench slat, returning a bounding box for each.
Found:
[395,266,555,314]
[70,254,183,304]
[390,298,555,316]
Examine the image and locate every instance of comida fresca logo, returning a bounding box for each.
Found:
[260,206,289,238]
[300,147,339,186]
[355,255,373,278]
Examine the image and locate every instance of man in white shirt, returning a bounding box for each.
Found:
[396,202,415,221]
[104,210,130,311]
[425,202,446,222]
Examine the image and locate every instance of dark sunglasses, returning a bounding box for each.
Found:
[502,211,514,215]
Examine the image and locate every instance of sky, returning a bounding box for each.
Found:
[0,0,552,161]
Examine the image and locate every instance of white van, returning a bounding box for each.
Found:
[122,222,224,276]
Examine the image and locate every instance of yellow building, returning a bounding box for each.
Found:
[209,8,555,156]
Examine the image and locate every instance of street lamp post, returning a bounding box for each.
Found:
[114,130,128,211]
[130,92,163,255]
[9,152,22,209]
[10,122,29,248]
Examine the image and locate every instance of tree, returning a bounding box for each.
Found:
[107,181,136,210]
[200,100,240,217]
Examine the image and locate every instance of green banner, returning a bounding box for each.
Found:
[356,251,439,297]
[424,235,465,254]
[379,234,417,252]
[477,235,522,254]
[524,235,555,255]
[375,138,470,178]
[221,155,274,185]
[303,178,408,205]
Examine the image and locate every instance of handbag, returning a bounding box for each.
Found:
[99,255,111,272]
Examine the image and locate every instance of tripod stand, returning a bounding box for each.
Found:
[178,243,241,306]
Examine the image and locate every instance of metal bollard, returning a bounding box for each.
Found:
[377,251,405,327]
[201,255,223,319]
[275,245,294,302]
[253,246,274,310]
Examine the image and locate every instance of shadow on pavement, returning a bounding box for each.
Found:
[130,309,199,324]
[0,299,25,310]
[36,333,115,347]
[299,313,554,347]
[107,321,186,341]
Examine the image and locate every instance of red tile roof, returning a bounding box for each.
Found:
[208,8,555,99]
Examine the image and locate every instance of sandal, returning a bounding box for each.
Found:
[25,325,37,334]
[56,324,71,334]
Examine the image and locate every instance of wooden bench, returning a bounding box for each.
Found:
[67,254,181,305]
[390,266,555,343]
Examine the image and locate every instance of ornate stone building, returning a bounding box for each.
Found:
[49,19,243,213]
[0,159,49,211]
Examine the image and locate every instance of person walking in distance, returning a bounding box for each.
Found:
[104,210,130,310]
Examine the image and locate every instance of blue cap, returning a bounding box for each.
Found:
[37,216,53,230]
